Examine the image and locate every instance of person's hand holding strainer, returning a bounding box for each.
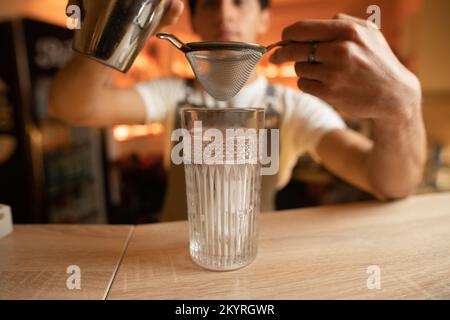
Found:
[269,14,422,125]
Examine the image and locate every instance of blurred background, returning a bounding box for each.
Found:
[1,0,449,224]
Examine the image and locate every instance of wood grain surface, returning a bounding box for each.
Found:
[0,225,133,300]
[2,193,449,300]
[108,192,450,300]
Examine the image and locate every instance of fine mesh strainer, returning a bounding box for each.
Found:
[157,33,290,101]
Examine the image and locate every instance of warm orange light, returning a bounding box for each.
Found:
[113,126,131,141]
[146,123,165,135]
[134,54,152,70]
[113,123,164,142]
[114,50,163,88]
[280,65,296,78]
[265,65,279,78]
[257,63,296,79]
[172,60,194,78]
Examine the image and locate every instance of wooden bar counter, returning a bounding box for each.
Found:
[1,193,450,300]
[0,225,133,299]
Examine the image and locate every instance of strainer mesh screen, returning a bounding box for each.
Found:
[187,49,263,101]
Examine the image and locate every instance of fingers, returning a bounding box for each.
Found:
[270,42,325,64]
[335,13,379,30]
[281,19,361,42]
[297,78,326,97]
[270,41,341,65]
[334,13,366,26]
[270,39,364,69]
[294,62,329,82]
[159,0,184,28]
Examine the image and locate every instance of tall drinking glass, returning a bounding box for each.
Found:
[181,108,265,271]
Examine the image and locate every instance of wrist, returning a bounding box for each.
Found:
[375,73,422,128]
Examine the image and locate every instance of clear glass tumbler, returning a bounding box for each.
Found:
[181,108,265,271]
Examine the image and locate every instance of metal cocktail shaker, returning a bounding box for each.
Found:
[70,0,172,72]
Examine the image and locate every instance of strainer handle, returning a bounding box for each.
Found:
[156,33,190,52]
[266,40,297,52]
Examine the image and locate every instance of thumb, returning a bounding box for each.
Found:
[159,0,184,30]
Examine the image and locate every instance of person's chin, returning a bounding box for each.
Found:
[216,32,241,42]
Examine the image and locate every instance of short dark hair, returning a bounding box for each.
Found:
[188,0,270,15]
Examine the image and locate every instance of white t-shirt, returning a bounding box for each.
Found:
[134,76,346,189]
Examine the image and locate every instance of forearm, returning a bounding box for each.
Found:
[367,100,427,199]
[49,54,147,127]
[49,54,114,125]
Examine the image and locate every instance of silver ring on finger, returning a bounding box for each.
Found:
[308,41,318,64]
